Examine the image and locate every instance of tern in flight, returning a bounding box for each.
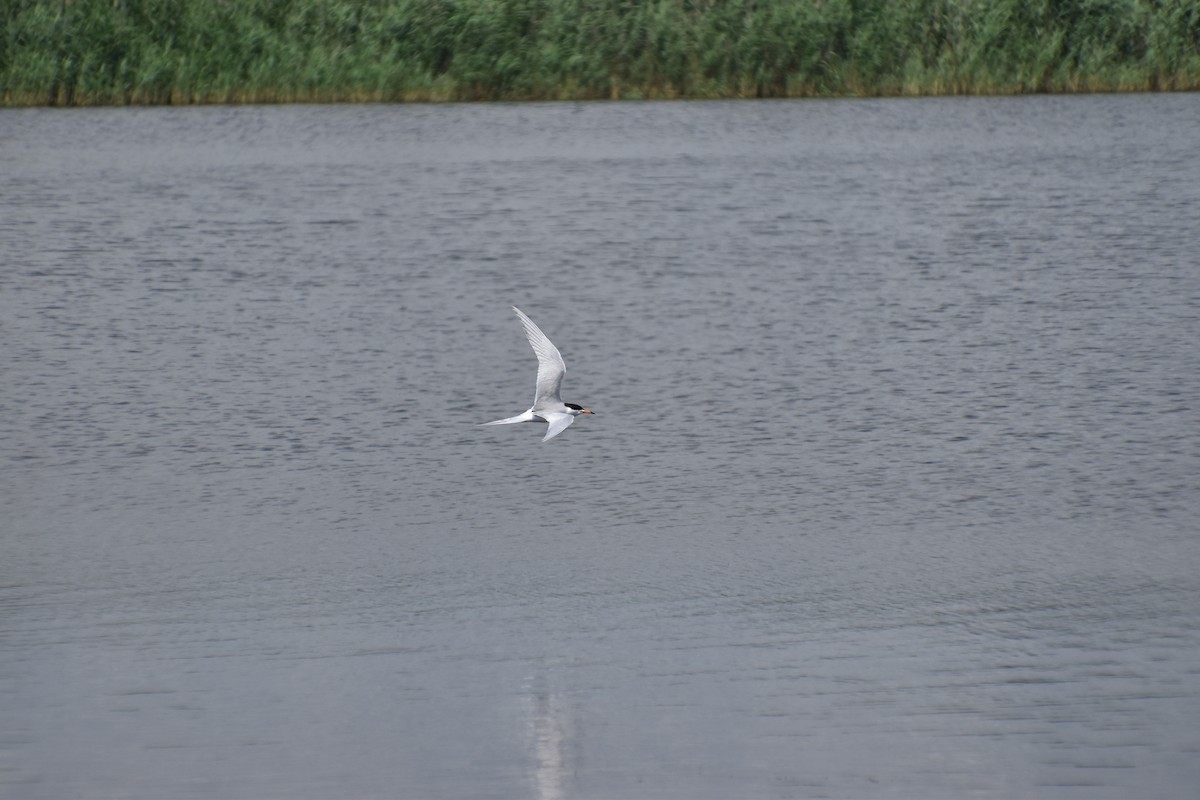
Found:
[482,306,595,442]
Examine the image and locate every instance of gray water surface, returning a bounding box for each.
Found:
[2,95,1199,799]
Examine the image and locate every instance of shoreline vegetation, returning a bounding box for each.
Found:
[3,0,1199,107]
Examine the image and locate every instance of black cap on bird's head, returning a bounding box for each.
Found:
[564,403,595,415]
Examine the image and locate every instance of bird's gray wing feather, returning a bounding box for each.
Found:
[541,412,575,442]
[512,306,566,409]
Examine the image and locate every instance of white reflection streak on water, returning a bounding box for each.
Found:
[529,687,567,800]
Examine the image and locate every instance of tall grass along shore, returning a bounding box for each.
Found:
[3,0,1198,106]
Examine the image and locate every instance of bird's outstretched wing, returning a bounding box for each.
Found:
[512,306,566,410]
[541,412,575,442]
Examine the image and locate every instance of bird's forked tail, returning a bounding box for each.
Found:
[481,411,536,426]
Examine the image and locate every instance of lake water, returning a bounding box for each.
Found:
[2,95,1199,799]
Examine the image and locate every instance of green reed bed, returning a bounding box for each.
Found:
[3,0,1198,106]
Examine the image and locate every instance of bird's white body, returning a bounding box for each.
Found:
[482,307,593,442]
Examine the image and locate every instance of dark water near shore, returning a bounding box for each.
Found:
[2,95,1199,799]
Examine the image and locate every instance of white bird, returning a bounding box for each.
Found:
[482,306,595,442]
